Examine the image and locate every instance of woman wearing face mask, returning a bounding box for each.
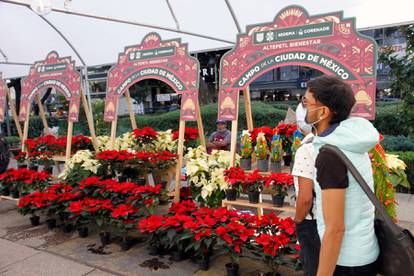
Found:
[292,103,320,276]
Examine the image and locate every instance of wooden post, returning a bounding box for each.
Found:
[196,108,206,148]
[21,103,31,152]
[229,119,238,167]
[65,121,73,167]
[125,89,137,130]
[5,88,23,141]
[80,89,98,151]
[243,87,254,131]
[109,103,119,150]
[174,120,186,203]
[229,92,240,167]
[35,95,50,135]
[243,87,255,163]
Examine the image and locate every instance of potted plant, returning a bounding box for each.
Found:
[244,170,264,204]
[14,151,27,169]
[265,172,294,207]
[68,199,92,238]
[269,134,283,172]
[273,124,298,167]
[224,167,246,201]
[217,220,255,276]
[138,214,169,255]
[18,192,48,226]
[111,203,142,251]
[255,132,269,172]
[240,131,253,170]
[38,153,54,174]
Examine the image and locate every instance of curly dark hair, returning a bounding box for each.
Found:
[307,75,356,124]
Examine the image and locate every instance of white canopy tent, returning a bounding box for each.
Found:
[1,0,414,79]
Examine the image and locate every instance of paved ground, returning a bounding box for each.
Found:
[0,199,304,276]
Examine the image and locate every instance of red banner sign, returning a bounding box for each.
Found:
[19,51,81,122]
[218,5,377,120]
[104,32,200,121]
[0,73,6,123]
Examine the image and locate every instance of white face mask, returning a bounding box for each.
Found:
[295,103,312,133]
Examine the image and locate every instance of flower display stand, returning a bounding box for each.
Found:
[222,198,294,218]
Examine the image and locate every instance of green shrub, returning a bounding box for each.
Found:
[382,136,414,152]
[373,109,411,136]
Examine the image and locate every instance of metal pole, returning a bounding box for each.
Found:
[0,0,235,45]
[165,0,180,30]
[224,0,242,33]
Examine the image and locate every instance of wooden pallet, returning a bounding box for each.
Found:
[0,195,19,204]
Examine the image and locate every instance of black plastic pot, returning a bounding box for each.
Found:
[226,188,238,201]
[160,181,168,190]
[134,178,146,186]
[248,191,260,204]
[118,175,128,182]
[272,195,285,207]
[148,245,159,256]
[198,256,210,271]
[59,212,69,222]
[121,237,133,251]
[257,159,269,172]
[283,155,292,167]
[99,232,111,246]
[17,164,27,169]
[171,250,184,262]
[240,158,252,170]
[43,166,53,174]
[270,161,282,172]
[61,223,73,233]
[78,227,89,238]
[46,218,57,229]
[30,215,40,226]
[265,272,281,276]
[28,165,39,171]
[11,189,20,199]
[225,263,239,276]
[0,186,10,196]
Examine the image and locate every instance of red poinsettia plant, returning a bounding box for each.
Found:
[71,135,93,152]
[244,170,265,193]
[133,127,158,145]
[0,168,51,194]
[173,127,199,149]
[265,172,294,197]
[14,151,27,163]
[224,167,246,194]
[250,126,273,145]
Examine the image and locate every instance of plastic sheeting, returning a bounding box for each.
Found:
[1,0,413,78]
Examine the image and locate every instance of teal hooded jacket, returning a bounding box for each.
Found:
[312,117,380,267]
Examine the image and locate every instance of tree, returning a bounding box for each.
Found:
[380,25,414,136]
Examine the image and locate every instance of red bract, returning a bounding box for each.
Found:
[255,233,290,257]
[250,126,273,143]
[69,198,114,214]
[173,127,199,141]
[168,200,198,215]
[138,215,166,233]
[111,204,138,218]
[133,127,158,143]
[265,172,294,188]
[224,167,246,187]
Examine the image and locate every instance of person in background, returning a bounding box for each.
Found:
[207,120,231,153]
[292,103,320,276]
[303,75,379,276]
[0,135,10,173]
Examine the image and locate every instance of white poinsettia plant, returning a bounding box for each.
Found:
[185,146,239,207]
[385,153,410,188]
[62,150,101,180]
[154,130,178,153]
[96,135,110,151]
